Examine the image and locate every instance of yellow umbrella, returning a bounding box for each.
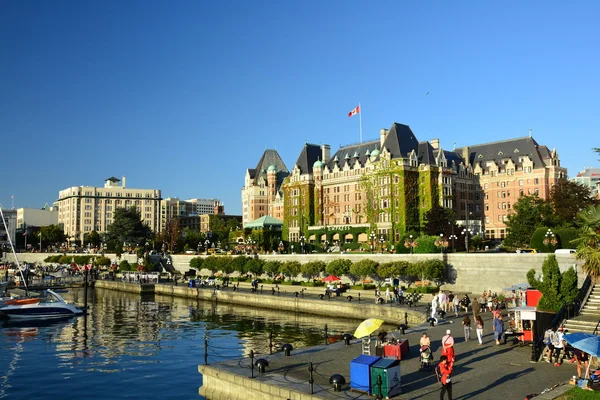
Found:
[354,318,384,338]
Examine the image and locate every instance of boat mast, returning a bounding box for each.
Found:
[0,205,28,296]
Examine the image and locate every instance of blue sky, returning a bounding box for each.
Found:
[1,1,598,215]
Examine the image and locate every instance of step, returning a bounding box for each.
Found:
[563,325,598,334]
[565,320,600,329]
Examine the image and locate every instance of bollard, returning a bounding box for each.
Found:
[277,287,280,296]
[398,324,407,335]
[271,287,275,295]
[328,292,331,301]
[358,293,361,303]
[301,288,305,298]
[324,324,328,346]
[342,333,353,345]
[319,294,325,300]
[405,312,408,325]
[260,285,263,294]
[308,362,314,394]
[375,374,383,400]
[329,374,346,392]
[255,358,269,374]
[269,332,274,355]
[282,343,293,356]
[347,295,353,302]
[294,291,299,298]
[204,334,208,365]
[249,350,255,378]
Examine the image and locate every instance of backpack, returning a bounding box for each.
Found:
[543,330,553,346]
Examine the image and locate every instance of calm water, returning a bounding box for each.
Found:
[0,288,368,399]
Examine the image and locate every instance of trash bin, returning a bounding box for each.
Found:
[350,355,380,394]
[370,358,401,398]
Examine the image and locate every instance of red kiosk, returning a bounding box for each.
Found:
[507,289,555,344]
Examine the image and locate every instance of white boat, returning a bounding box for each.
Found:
[0,289,82,320]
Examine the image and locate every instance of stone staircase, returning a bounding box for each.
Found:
[564,283,600,334]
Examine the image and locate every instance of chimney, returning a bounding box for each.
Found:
[122,176,127,188]
[380,129,388,147]
[461,147,470,167]
[430,139,440,149]
[321,144,330,163]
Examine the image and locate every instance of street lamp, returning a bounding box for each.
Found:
[543,229,557,250]
[462,229,473,253]
[197,242,201,254]
[279,241,284,254]
[404,234,417,254]
[435,233,448,254]
[204,239,210,254]
[300,235,306,254]
[449,234,458,252]
[379,235,385,253]
[369,232,376,253]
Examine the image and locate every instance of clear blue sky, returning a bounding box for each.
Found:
[1,1,598,215]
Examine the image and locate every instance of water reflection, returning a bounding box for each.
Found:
[0,288,395,400]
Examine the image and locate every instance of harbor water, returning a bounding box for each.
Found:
[0,287,367,399]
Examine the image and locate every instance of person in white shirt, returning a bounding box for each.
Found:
[552,327,566,366]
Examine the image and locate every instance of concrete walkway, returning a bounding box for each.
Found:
[202,308,580,399]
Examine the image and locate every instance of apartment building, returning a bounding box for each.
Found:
[570,167,600,197]
[56,176,161,243]
[160,198,224,232]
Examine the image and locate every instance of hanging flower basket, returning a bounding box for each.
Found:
[136,265,145,272]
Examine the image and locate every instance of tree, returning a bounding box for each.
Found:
[190,257,204,271]
[549,178,596,227]
[94,256,111,268]
[377,262,398,281]
[326,258,352,277]
[244,258,264,277]
[263,260,282,278]
[504,195,553,248]
[300,260,325,281]
[158,217,181,253]
[202,256,220,276]
[526,255,577,311]
[423,206,455,236]
[230,256,249,275]
[40,224,66,247]
[119,259,132,272]
[573,204,600,278]
[104,207,152,252]
[349,259,378,284]
[84,230,101,248]
[281,261,301,281]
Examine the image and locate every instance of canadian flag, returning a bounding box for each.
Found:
[348,105,360,117]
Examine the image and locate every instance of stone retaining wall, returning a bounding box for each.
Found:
[3,252,583,294]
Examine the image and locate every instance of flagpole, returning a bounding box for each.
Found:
[359,102,362,143]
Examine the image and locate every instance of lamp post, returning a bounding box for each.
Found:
[369,232,376,253]
[404,234,417,254]
[543,229,557,250]
[204,239,210,254]
[449,234,458,252]
[379,235,384,253]
[197,242,201,254]
[300,235,306,254]
[462,229,473,253]
[435,233,448,254]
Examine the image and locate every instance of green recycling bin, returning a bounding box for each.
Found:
[370,358,401,398]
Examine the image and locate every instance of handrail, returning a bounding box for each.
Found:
[577,274,593,316]
[594,320,600,335]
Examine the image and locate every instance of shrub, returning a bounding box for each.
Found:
[555,227,579,250]
[413,235,438,254]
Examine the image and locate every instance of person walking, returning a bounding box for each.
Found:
[453,295,460,317]
[462,315,471,341]
[493,315,504,345]
[431,294,439,323]
[472,296,480,320]
[437,355,453,400]
[543,327,555,363]
[385,287,391,303]
[475,315,484,345]
[441,329,455,363]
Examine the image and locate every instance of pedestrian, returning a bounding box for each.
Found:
[448,291,455,312]
[475,315,484,345]
[493,315,504,345]
[543,327,555,363]
[437,355,453,400]
[460,294,470,314]
[573,349,590,379]
[462,315,471,341]
[439,291,448,312]
[472,296,480,320]
[453,295,460,317]
[420,332,431,348]
[431,294,439,323]
[552,327,565,366]
[385,287,391,303]
[479,294,487,313]
[441,329,455,363]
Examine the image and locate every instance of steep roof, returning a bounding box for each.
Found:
[294,143,322,174]
[382,123,420,158]
[105,176,121,182]
[247,149,289,186]
[418,142,436,165]
[456,136,547,168]
[245,215,284,229]
[326,140,380,170]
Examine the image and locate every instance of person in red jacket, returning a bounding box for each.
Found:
[437,355,453,400]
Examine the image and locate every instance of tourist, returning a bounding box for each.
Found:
[487,293,494,312]
[437,355,453,400]
[453,295,460,317]
[479,293,487,313]
[448,291,455,311]
[493,315,504,345]
[460,294,470,314]
[441,329,455,363]
[431,294,439,323]
[543,327,555,363]
[475,315,484,345]
[420,332,431,348]
[439,291,448,312]
[397,286,404,304]
[573,349,590,379]
[472,296,480,320]
[462,315,471,341]
[552,327,566,366]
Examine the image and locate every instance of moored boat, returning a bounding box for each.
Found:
[0,289,82,320]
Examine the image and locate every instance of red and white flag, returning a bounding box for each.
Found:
[348,105,360,117]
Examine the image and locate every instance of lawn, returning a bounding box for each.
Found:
[556,387,600,399]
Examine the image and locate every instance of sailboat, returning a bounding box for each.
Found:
[0,206,83,320]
